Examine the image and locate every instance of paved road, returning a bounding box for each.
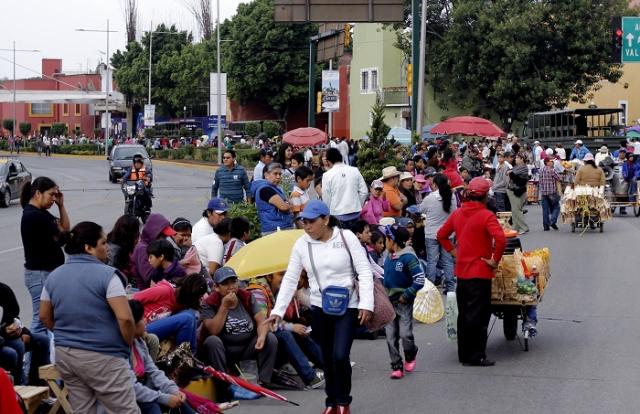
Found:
[2,155,639,414]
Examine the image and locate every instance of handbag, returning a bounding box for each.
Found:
[339,230,396,332]
[308,243,350,316]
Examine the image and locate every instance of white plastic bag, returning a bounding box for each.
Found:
[445,291,458,342]
[413,280,444,324]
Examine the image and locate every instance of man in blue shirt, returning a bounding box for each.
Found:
[569,140,591,160]
[211,150,250,204]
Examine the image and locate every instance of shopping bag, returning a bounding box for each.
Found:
[445,292,458,342]
[413,280,444,324]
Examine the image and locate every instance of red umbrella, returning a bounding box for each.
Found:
[282,127,327,146]
[430,116,506,139]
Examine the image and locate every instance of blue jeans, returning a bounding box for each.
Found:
[311,307,357,407]
[426,238,455,293]
[0,338,24,384]
[139,401,195,414]
[24,269,50,335]
[275,330,323,385]
[146,310,198,353]
[628,179,637,202]
[541,193,560,229]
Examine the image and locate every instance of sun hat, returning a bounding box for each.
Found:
[583,153,595,162]
[379,166,401,181]
[414,174,427,184]
[296,200,330,220]
[379,217,396,226]
[399,172,414,181]
[371,179,384,189]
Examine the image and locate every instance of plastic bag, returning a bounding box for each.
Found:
[445,292,458,342]
[413,280,444,324]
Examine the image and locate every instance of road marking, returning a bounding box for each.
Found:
[0,246,23,255]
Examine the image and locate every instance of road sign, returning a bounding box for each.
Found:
[275,0,404,23]
[622,17,640,63]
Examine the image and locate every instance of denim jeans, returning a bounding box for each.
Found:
[24,269,51,335]
[311,306,357,407]
[629,179,638,202]
[275,330,323,384]
[540,193,560,229]
[425,238,456,293]
[385,301,418,370]
[23,332,50,385]
[139,401,195,414]
[146,310,198,353]
[0,338,24,384]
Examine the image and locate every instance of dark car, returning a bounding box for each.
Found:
[108,145,152,183]
[0,158,32,208]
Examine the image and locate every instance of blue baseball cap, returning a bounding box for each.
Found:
[207,197,228,213]
[398,217,415,228]
[214,266,238,284]
[297,200,330,221]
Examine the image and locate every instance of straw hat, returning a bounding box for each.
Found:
[399,172,414,181]
[379,166,401,181]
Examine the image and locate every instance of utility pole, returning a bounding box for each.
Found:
[148,20,152,105]
[216,0,223,164]
[411,0,420,132]
[416,0,428,135]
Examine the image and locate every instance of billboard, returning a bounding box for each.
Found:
[143,104,155,127]
[274,0,404,23]
[321,70,339,112]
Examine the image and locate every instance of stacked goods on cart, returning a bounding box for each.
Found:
[492,248,550,305]
[560,185,612,224]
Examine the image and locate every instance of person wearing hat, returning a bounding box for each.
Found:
[575,153,605,187]
[569,139,591,161]
[200,267,278,385]
[192,198,229,243]
[122,153,154,211]
[594,145,610,167]
[437,177,506,367]
[399,172,417,214]
[131,214,180,289]
[380,166,406,218]
[265,200,374,414]
[360,180,390,226]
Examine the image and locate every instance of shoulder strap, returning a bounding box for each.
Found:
[224,240,237,263]
[307,242,323,292]
[339,229,358,282]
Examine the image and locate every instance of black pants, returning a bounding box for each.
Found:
[456,278,492,364]
[311,306,357,407]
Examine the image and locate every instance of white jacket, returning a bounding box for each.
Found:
[271,227,374,318]
[321,163,368,216]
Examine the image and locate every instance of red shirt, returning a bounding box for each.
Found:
[444,168,464,188]
[133,280,178,322]
[437,201,506,279]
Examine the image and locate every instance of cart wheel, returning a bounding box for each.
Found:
[599,223,604,233]
[503,313,518,340]
[571,223,576,233]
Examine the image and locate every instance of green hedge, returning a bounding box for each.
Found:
[0,141,103,155]
[150,146,259,168]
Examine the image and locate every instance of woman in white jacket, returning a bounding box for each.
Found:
[265,200,374,414]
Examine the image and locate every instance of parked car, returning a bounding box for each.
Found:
[0,158,32,208]
[108,145,152,183]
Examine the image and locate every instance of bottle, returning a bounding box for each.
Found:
[445,292,458,342]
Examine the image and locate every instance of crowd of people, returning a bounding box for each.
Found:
[2,130,626,414]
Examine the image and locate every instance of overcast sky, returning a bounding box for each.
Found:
[0,0,248,79]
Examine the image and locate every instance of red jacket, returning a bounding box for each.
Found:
[443,167,464,188]
[437,201,506,279]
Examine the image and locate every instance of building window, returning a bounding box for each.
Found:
[360,67,379,94]
[63,104,69,116]
[30,103,53,116]
[75,104,81,116]
[75,123,81,134]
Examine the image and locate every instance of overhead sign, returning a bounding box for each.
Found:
[207,116,227,129]
[275,0,404,23]
[622,17,640,63]
[143,104,155,127]
[321,70,339,112]
[209,73,227,117]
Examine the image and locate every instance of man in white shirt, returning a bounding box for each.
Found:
[322,148,368,230]
[194,218,230,276]
[337,137,350,166]
[192,198,228,243]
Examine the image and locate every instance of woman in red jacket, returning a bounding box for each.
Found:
[437,177,506,367]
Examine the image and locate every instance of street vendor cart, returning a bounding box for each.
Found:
[560,185,612,233]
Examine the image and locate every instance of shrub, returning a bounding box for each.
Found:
[19,122,31,137]
[227,202,260,241]
[244,122,261,138]
[144,128,156,139]
[263,121,281,138]
[179,127,190,138]
[195,128,204,137]
[2,119,14,133]
[235,149,260,169]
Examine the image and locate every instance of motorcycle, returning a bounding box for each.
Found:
[122,180,151,223]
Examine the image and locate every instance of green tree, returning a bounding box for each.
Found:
[223,0,318,119]
[51,123,67,137]
[262,121,281,138]
[366,93,391,147]
[144,127,156,139]
[19,122,31,137]
[244,122,261,137]
[402,0,630,130]
[2,119,14,134]
[179,127,190,137]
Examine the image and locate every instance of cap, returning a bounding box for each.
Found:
[399,172,414,181]
[214,266,238,284]
[545,148,554,156]
[406,205,420,215]
[534,141,540,145]
[583,153,595,161]
[423,167,437,177]
[575,139,583,145]
[207,197,229,213]
[467,177,492,195]
[398,217,415,228]
[161,225,177,236]
[371,179,384,189]
[414,174,427,184]
[297,200,330,220]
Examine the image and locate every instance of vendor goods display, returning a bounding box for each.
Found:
[492,248,550,305]
[527,181,539,203]
[560,185,612,224]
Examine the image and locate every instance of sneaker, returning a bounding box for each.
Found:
[390,369,404,379]
[280,363,297,376]
[528,326,538,338]
[462,358,495,367]
[550,224,559,230]
[305,371,325,390]
[518,230,529,235]
[404,360,417,373]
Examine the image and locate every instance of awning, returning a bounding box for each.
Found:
[0,89,125,106]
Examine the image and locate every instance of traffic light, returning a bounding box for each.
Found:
[344,24,352,48]
[316,92,322,113]
[406,63,413,96]
[612,16,622,63]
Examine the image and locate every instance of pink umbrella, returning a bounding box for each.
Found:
[282,127,327,147]
[430,116,506,139]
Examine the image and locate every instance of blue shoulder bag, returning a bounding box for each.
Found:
[307,242,350,316]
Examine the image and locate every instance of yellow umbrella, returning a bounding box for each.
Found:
[225,229,305,280]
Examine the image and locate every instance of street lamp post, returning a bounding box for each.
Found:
[76,20,117,145]
[216,0,222,164]
[0,43,40,140]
